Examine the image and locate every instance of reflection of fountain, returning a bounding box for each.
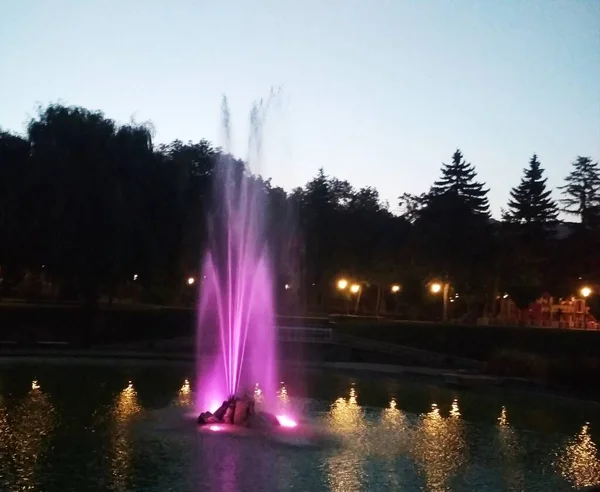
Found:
[195,96,278,413]
[111,381,142,491]
[413,402,467,492]
[555,423,600,488]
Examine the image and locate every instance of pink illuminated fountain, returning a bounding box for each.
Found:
[195,95,292,429]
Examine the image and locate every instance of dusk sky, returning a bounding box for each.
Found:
[1,0,599,217]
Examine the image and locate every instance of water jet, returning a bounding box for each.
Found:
[195,94,281,423]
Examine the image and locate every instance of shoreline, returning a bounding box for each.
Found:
[1,348,598,407]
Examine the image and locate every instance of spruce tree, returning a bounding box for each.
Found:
[559,156,600,227]
[505,154,558,227]
[430,149,490,216]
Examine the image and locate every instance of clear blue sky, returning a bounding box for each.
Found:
[1,0,599,216]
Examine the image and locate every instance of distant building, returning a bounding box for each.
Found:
[478,293,597,330]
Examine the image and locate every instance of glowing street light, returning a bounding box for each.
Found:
[187,277,195,286]
[580,286,592,298]
[337,278,348,290]
[284,284,290,290]
[429,280,450,322]
[391,284,401,293]
[430,282,442,294]
[350,284,361,294]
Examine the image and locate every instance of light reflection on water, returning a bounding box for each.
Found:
[325,385,367,492]
[555,423,600,488]
[176,379,192,407]
[413,402,467,491]
[0,381,55,490]
[111,381,142,491]
[0,395,10,481]
[0,373,600,491]
[277,381,289,405]
[495,405,525,490]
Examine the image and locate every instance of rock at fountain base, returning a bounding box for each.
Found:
[198,395,280,429]
[233,399,252,425]
[196,411,212,425]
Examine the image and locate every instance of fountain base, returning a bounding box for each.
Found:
[197,395,281,429]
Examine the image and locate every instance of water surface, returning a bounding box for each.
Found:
[0,360,599,491]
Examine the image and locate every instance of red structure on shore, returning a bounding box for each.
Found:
[480,293,598,330]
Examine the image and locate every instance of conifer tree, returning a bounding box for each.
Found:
[559,156,600,228]
[504,154,558,227]
[430,149,490,217]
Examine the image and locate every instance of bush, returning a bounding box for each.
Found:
[485,349,548,379]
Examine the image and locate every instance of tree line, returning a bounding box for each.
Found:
[0,104,598,318]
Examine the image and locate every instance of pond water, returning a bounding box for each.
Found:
[0,359,599,491]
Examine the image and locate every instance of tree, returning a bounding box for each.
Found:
[398,192,427,223]
[504,154,558,233]
[408,150,493,313]
[2,102,597,319]
[24,104,157,306]
[559,156,600,288]
[430,149,490,217]
[0,131,30,281]
[500,154,559,305]
[559,156,600,228]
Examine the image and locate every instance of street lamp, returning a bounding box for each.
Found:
[349,284,361,294]
[187,277,195,286]
[391,284,401,293]
[429,280,450,322]
[580,286,593,329]
[337,278,348,290]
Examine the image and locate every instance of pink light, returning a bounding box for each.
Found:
[209,425,222,431]
[277,415,297,428]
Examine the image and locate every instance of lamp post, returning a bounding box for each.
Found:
[430,281,450,322]
[580,286,592,329]
[349,283,362,314]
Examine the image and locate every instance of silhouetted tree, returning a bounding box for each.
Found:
[430,149,490,217]
[504,154,558,229]
[0,131,29,282]
[560,156,600,229]
[409,150,493,314]
[398,192,427,223]
[559,156,600,290]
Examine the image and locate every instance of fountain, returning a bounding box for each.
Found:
[195,95,286,429]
